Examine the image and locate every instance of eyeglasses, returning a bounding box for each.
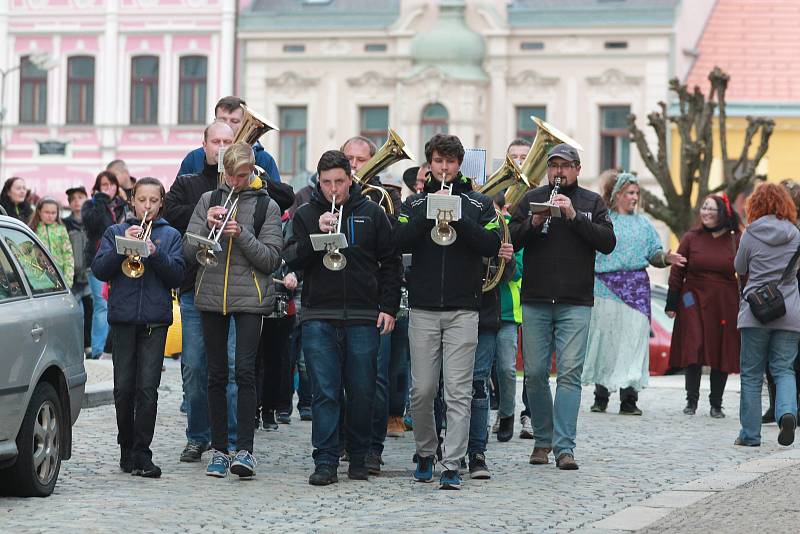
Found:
[547,162,575,171]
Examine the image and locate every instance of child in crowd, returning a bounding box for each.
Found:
[29,197,74,288]
[91,177,185,478]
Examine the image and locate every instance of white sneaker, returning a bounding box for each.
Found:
[519,415,534,439]
[491,417,500,434]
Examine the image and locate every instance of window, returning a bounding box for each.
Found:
[283,44,305,53]
[420,103,449,151]
[520,42,544,51]
[1,228,65,295]
[19,55,48,124]
[278,107,307,179]
[604,41,628,50]
[0,245,26,302]
[600,105,631,171]
[66,56,95,125]
[516,106,547,142]
[365,43,387,53]
[359,106,389,147]
[178,56,207,125]
[130,56,159,125]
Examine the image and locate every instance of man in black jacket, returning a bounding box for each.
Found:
[394,133,502,490]
[163,121,238,464]
[284,150,401,486]
[509,143,616,471]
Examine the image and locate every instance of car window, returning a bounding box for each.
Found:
[0,227,66,295]
[0,243,27,301]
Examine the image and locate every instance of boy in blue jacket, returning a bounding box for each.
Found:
[92,177,185,478]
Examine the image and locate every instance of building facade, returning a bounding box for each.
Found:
[0,0,236,202]
[238,0,711,190]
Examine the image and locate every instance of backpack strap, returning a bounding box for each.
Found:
[253,194,269,237]
[779,243,800,284]
[210,189,223,208]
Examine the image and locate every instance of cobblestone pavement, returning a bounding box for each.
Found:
[1,365,787,533]
[640,456,800,533]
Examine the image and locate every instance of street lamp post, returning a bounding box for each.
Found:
[0,52,56,182]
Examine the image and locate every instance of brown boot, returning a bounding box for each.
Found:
[529,447,552,465]
[386,416,406,438]
[556,453,579,470]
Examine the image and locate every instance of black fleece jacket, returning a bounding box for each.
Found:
[394,173,501,311]
[283,183,401,324]
[509,181,616,306]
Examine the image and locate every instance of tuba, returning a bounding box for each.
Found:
[482,211,511,292]
[122,213,153,279]
[354,129,415,216]
[218,105,279,185]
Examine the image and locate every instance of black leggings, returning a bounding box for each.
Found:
[685,364,728,408]
[256,315,295,413]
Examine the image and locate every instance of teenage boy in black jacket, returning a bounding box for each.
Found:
[283,150,401,486]
[394,133,502,490]
[509,143,616,471]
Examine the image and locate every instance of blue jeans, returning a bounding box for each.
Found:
[496,322,519,418]
[370,315,410,454]
[303,320,379,467]
[522,303,591,457]
[468,329,497,455]
[739,328,800,445]
[179,292,237,447]
[88,272,109,357]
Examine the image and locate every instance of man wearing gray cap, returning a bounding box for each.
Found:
[508,143,616,470]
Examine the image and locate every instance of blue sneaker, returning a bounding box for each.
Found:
[413,455,434,482]
[439,469,461,490]
[230,450,257,479]
[206,450,230,478]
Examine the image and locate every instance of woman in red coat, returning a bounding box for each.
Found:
[666,194,741,418]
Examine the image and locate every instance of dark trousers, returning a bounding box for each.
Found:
[112,324,168,462]
[370,315,410,454]
[256,315,295,414]
[594,384,639,403]
[289,326,312,411]
[202,312,262,453]
[81,294,92,350]
[685,364,728,407]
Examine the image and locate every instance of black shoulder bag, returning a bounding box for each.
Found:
[745,244,800,324]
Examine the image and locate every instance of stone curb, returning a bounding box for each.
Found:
[589,449,800,531]
[82,380,115,409]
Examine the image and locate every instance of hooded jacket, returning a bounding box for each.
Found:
[394,172,501,311]
[184,181,283,315]
[283,182,401,323]
[735,215,800,331]
[509,181,615,306]
[91,217,185,325]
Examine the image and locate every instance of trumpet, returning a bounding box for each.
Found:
[122,212,153,279]
[196,191,239,267]
[430,173,457,246]
[322,195,347,271]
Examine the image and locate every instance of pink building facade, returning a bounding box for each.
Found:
[0,0,236,203]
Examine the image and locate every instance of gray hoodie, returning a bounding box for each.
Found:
[735,215,800,331]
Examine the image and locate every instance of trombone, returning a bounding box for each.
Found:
[322,194,347,271]
[430,173,457,246]
[196,191,239,267]
[122,212,153,279]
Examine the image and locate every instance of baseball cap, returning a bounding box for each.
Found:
[402,166,420,191]
[547,143,580,163]
[65,185,88,198]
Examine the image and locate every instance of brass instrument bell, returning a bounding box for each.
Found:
[122,212,153,279]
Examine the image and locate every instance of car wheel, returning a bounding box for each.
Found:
[4,382,63,497]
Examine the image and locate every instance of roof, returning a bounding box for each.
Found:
[684,0,800,102]
[507,0,680,28]
[241,0,400,30]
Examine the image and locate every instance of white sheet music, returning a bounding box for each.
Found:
[426,194,461,221]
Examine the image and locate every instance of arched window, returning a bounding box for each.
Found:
[66,56,95,125]
[130,56,159,125]
[178,56,207,125]
[421,103,449,143]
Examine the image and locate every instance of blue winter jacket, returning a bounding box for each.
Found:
[91,217,186,325]
[176,142,281,183]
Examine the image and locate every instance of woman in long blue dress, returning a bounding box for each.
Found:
[582,172,685,415]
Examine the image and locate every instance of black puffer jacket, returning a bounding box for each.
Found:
[509,181,616,306]
[394,173,501,311]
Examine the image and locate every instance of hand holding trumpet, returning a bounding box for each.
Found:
[319,211,339,233]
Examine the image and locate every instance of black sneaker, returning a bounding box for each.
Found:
[762,407,776,424]
[619,401,643,416]
[497,416,514,442]
[132,457,162,478]
[254,408,261,430]
[348,463,370,481]
[683,401,697,415]
[365,451,383,475]
[468,453,491,480]
[710,406,726,419]
[299,407,312,421]
[180,442,209,463]
[276,412,291,424]
[262,410,278,431]
[309,464,338,486]
[590,401,608,413]
[459,457,467,471]
[779,414,796,446]
[120,449,134,473]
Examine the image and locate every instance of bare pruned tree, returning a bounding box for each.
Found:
[628,66,774,237]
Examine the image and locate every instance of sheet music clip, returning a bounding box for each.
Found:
[426,194,461,221]
[114,235,150,258]
[310,233,348,252]
[529,202,562,218]
[185,232,222,253]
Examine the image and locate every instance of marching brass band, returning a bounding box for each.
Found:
[103,95,602,485]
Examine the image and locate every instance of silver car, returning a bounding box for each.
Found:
[0,214,85,497]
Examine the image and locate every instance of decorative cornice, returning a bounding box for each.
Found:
[265,71,321,89]
[507,69,559,88]
[587,68,643,88]
[347,70,399,88]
